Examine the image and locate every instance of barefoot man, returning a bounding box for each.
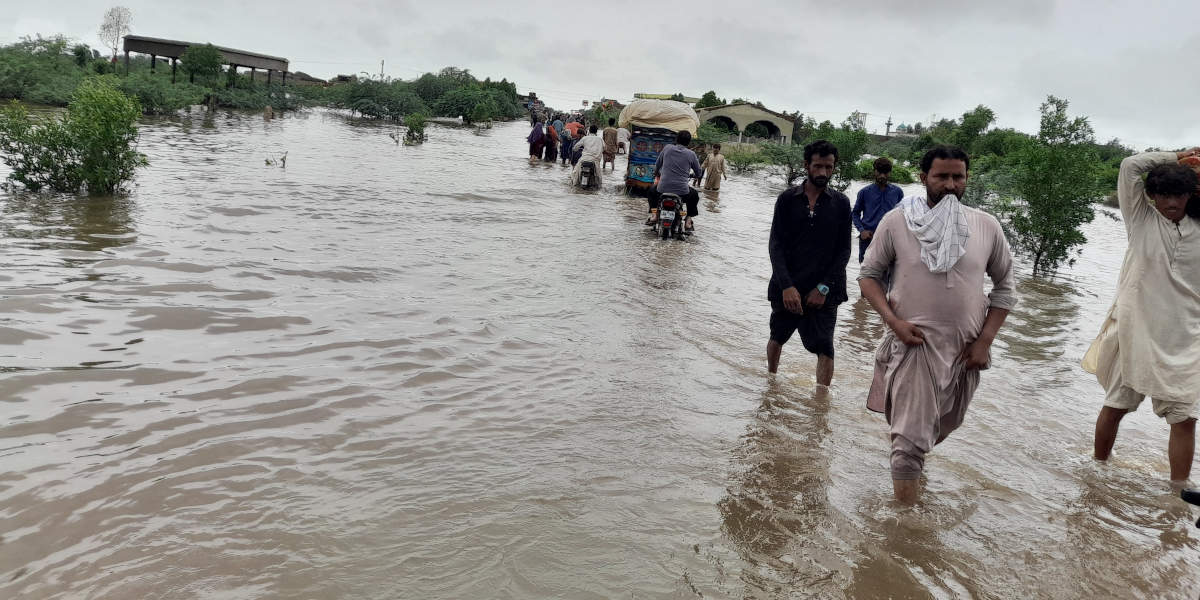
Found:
[1088,148,1200,483]
[858,145,1018,503]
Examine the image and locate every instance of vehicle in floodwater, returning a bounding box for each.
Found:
[617,99,700,198]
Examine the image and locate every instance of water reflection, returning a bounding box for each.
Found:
[0,193,136,252]
[719,383,842,595]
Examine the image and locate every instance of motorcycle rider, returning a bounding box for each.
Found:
[649,130,703,232]
[571,125,605,187]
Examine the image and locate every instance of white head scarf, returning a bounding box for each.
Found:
[901,194,971,273]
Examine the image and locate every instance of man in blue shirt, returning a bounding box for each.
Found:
[851,157,905,262]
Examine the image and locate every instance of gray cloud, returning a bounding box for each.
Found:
[2,0,1196,148]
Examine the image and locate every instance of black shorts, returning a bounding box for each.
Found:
[648,188,699,216]
[769,300,837,357]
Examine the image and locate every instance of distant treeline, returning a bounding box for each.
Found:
[0,36,525,124]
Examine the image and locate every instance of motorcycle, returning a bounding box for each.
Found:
[651,193,687,240]
[578,160,600,190]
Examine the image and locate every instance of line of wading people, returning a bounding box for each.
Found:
[525,117,728,223]
[769,140,1200,504]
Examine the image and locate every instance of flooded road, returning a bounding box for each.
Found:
[1,113,1196,599]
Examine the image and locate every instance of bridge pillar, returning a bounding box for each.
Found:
[250,67,256,83]
[124,50,129,75]
[171,58,177,84]
[267,69,273,85]
[150,54,156,72]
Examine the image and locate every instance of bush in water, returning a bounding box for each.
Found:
[117,72,206,114]
[0,77,147,194]
[724,147,764,174]
[404,112,427,144]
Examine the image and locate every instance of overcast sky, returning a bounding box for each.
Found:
[4,0,1197,149]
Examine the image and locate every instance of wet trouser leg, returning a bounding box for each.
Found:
[891,434,925,480]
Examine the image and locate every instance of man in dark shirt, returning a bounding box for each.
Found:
[767,140,852,385]
[852,156,904,262]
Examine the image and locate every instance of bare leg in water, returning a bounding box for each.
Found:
[766,340,782,374]
[1093,406,1127,462]
[1169,418,1196,482]
[1095,407,1195,482]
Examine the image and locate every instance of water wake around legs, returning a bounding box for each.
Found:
[0,112,1195,599]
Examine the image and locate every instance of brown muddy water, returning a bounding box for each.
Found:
[0,112,1197,599]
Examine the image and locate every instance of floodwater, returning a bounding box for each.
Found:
[0,113,1196,599]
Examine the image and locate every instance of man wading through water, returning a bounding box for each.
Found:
[858,145,1017,504]
[766,140,851,385]
[1087,148,1200,483]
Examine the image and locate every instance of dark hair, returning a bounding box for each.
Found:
[1189,195,1200,220]
[713,143,721,151]
[919,145,970,173]
[803,139,839,164]
[676,130,692,146]
[608,118,615,126]
[1146,164,1198,198]
[873,157,893,174]
[589,125,598,134]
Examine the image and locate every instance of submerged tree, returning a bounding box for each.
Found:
[179,43,224,86]
[98,6,132,60]
[1005,95,1107,276]
[0,77,147,194]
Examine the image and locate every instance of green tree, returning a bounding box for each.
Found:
[1005,95,1107,276]
[72,44,91,68]
[759,142,806,187]
[0,76,147,194]
[952,104,996,152]
[179,43,224,86]
[695,121,726,146]
[694,90,725,109]
[669,92,686,102]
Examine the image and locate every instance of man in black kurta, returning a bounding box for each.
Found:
[766,140,852,386]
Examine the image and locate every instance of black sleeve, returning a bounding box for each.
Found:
[768,192,794,290]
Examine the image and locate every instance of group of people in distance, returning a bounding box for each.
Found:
[768,140,1200,503]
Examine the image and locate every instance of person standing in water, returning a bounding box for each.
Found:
[602,118,619,171]
[1088,148,1200,483]
[858,145,1017,504]
[852,157,904,263]
[766,140,851,385]
[702,144,727,191]
[527,120,545,164]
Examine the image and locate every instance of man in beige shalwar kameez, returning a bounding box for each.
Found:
[859,146,1018,503]
[1087,148,1200,482]
[702,144,727,191]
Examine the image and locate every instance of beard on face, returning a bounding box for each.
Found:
[811,175,830,188]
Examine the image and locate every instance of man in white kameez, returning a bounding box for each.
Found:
[1087,147,1200,482]
[571,125,605,188]
[859,145,1018,504]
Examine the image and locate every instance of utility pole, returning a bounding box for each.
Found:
[380,60,384,81]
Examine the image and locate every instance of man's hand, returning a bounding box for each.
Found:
[1176,147,1200,160]
[960,338,991,370]
[782,286,803,314]
[887,317,925,346]
[805,288,826,309]
[859,230,873,240]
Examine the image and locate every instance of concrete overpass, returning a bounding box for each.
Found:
[695,103,795,143]
[122,35,290,85]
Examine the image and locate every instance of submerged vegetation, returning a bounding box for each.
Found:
[0,76,146,194]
